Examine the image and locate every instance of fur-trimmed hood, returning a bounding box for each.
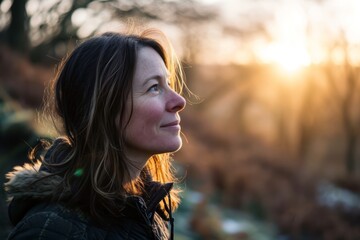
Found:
[5,161,65,201]
[4,161,71,225]
[5,161,175,240]
[5,161,174,231]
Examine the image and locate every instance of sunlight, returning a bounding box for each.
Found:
[261,43,311,73]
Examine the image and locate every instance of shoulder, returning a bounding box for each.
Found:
[8,203,88,240]
[7,202,145,240]
[8,200,161,240]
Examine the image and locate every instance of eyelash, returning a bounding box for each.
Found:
[147,81,171,93]
[148,84,160,93]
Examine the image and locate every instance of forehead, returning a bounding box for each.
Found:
[133,47,168,85]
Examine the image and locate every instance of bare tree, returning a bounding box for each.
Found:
[325,33,360,174]
[4,0,29,53]
[0,0,217,64]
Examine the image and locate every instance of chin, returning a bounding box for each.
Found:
[161,139,183,153]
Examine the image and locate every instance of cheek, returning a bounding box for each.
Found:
[125,102,163,140]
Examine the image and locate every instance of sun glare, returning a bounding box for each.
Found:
[261,43,311,73]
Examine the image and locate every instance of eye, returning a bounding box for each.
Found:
[147,84,160,93]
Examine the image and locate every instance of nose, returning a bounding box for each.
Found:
[166,90,186,113]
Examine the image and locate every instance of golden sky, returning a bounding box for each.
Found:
[196,0,360,69]
[2,0,360,69]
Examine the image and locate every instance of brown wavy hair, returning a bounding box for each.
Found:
[32,29,185,229]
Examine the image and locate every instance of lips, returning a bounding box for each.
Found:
[161,120,180,127]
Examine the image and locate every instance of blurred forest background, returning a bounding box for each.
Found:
[1,0,360,239]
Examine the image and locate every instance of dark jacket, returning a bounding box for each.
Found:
[5,162,175,240]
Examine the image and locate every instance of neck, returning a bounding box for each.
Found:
[124,147,151,182]
[127,162,145,180]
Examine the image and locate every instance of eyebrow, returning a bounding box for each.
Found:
[142,73,171,86]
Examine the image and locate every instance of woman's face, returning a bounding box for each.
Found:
[123,47,186,161]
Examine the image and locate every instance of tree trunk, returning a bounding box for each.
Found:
[6,0,29,54]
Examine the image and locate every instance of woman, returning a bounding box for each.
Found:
[5,29,186,239]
